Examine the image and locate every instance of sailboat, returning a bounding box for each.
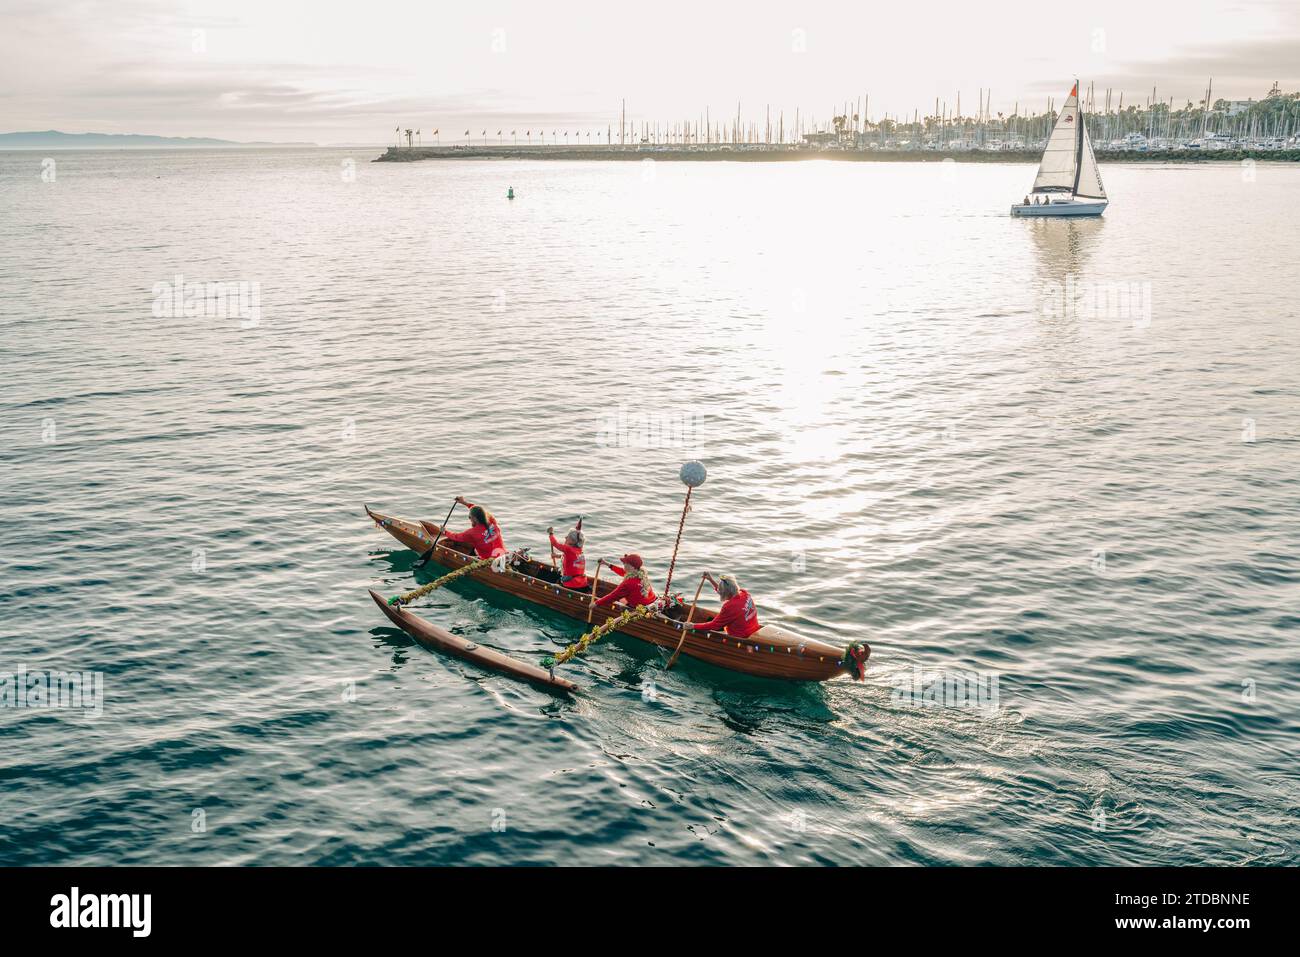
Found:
[1011,81,1108,217]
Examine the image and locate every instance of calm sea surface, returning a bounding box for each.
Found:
[1,148,1297,865]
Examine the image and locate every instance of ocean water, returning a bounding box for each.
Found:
[1,148,1297,866]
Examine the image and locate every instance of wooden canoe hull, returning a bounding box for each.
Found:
[368,589,578,693]
[365,506,863,682]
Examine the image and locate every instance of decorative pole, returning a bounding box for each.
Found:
[664,461,706,597]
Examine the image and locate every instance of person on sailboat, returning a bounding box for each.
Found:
[441,497,507,559]
[593,553,657,608]
[547,522,589,590]
[686,574,761,638]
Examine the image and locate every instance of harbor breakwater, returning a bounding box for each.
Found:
[376,145,1300,163]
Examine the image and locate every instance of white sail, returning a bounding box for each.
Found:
[1032,85,1080,193]
[1075,118,1107,200]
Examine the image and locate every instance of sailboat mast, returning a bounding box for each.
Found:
[1072,80,1085,196]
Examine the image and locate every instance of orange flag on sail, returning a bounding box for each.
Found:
[1070,83,1078,97]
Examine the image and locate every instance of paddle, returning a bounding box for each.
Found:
[414,499,459,568]
[586,559,604,624]
[666,572,709,670]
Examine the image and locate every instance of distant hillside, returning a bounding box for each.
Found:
[0,130,317,149]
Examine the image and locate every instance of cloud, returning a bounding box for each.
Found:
[1090,37,1298,101]
[2,0,1297,142]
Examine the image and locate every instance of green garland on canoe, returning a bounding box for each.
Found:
[543,604,656,669]
[388,557,495,606]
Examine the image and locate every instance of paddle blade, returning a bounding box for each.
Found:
[413,545,435,568]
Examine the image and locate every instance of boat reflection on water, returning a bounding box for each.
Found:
[1020,208,1120,461]
[1025,215,1106,282]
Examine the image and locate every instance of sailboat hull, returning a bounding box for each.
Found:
[1011,200,1107,217]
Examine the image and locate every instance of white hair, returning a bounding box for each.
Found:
[718,575,739,598]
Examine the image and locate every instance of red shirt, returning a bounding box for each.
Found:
[690,590,760,638]
[595,571,656,608]
[442,518,506,559]
[549,533,588,588]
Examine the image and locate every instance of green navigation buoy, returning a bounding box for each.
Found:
[507,186,515,200]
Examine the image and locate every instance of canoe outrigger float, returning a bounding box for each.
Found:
[364,505,869,684]
[368,589,578,693]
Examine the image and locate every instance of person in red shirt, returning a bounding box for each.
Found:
[593,553,657,608]
[439,497,507,559]
[688,574,760,638]
[547,523,589,590]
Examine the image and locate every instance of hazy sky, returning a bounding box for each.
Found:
[2,0,1296,143]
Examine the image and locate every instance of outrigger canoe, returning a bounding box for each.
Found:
[365,506,868,682]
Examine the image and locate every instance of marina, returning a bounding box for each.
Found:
[379,82,1300,163]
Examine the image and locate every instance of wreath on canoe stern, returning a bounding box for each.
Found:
[843,641,870,680]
